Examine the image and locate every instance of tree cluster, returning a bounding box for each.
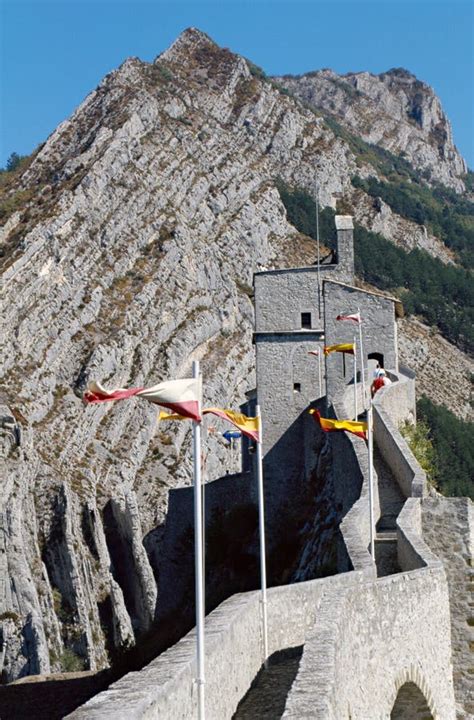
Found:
[417,396,474,499]
[352,174,474,268]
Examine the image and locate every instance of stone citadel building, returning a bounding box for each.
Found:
[59,218,474,718]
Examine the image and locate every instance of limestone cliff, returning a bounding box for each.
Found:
[0,27,471,682]
[276,68,467,192]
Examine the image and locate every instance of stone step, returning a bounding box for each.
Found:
[376,532,397,542]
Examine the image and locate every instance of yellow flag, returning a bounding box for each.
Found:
[323,343,355,356]
[203,408,260,442]
[158,410,190,422]
[309,409,367,440]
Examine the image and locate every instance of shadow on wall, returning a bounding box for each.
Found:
[391,681,434,719]
[261,402,343,585]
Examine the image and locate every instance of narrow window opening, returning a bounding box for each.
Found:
[301,312,311,329]
[293,383,301,393]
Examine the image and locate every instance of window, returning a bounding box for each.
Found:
[301,312,311,329]
[293,383,301,393]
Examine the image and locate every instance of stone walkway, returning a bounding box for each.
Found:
[374,446,406,577]
[232,647,303,719]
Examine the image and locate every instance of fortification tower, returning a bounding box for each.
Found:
[253,217,355,549]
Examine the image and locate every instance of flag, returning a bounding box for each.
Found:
[158,410,190,421]
[84,378,202,421]
[323,343,355,356]
[309,409,367,440]
[308,350,320,356]
[336,312,361,324]
[203,408,260,442]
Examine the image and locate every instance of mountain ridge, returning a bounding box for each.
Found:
[0,27,472,687]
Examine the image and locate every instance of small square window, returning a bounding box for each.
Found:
[294,383,301,393]
[301,312,311,329]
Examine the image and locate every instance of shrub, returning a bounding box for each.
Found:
[417,396,474,499]
[59,648,86,672]
[400,420,436,486]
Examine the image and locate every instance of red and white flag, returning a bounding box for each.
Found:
[308,350,320,356]
[84,378,202,421]
[336,312,361,324]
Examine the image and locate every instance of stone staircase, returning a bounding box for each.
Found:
[374,446,406,577]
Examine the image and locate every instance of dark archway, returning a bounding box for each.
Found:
[368,351,384,367]
[391,681,434,719]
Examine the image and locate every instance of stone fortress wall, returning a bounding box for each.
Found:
[67,217,472,719]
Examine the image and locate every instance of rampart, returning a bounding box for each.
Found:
[68,367,458,719]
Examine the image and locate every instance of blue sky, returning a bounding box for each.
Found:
[1,0,473,169]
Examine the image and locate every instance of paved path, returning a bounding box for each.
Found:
[233,647,303,719]
[374,446,406,577]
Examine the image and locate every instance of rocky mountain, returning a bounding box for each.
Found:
[0,27,472,685]
[276,68,467,191]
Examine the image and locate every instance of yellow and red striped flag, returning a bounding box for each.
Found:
[158,407,260,442]
[309,409,367,440]
[323,343,355,357]
[203,408,260,442]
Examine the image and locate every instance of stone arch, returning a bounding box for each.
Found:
[388,667,437,720]
[368,351,384,380]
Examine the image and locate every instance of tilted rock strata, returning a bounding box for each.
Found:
[0,29,357,679]
[0,28,471,682]
[398,316,474,422]
[276,68,466,191]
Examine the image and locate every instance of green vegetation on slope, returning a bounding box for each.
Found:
[400,419,436,487]
[417,396,474,499]
[354,225,474,355]
[0,152,29,174]
[276,180,337,250]
[276,182,474,355]
[352,175,474,268]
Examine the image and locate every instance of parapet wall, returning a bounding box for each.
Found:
[67,571,366,720]
[283,565,455,720]
[332,388,377,576]
[372,368,426,498]
[68,367,457,720]
[283,367,456,719]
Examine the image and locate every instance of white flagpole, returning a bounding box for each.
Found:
[318,350,322,398]
[357,307,367,411]
[255,405,269,669]
[353,336,358,421]
[367,403,375,561]
[192,360,205,719]
[315,177,321,318]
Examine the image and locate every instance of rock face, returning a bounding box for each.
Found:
[0,28,357,680]
[276,68,467,191]
[398,317,474,421]
[0,27,471,682]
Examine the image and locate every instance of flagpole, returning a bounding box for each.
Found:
[367,402,375,561]
[318,350,322,398]
[315,177,321,319]
[357,307,367,411]
[353,336,358,421]
[255,404,269,669]
[192,360,205,719]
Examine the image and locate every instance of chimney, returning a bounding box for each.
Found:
[335,215,354,284]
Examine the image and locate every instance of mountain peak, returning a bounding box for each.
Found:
[158,27,218,64]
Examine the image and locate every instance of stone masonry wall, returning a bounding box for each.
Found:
[66,571,366,720]
[67,361,458,720]
[323,279,398,409]
[373,369,426,498]
[421,497,474,719]
[282,566,455,720]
